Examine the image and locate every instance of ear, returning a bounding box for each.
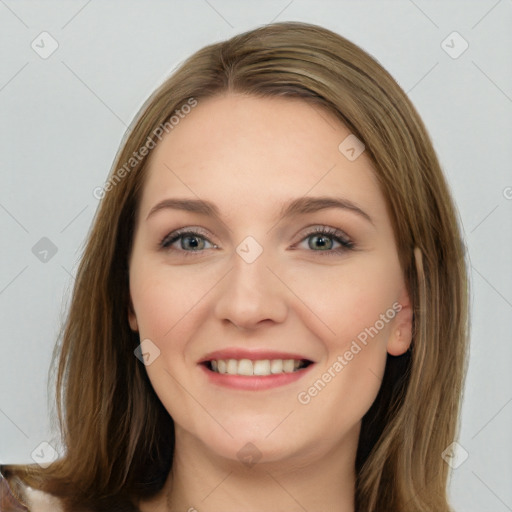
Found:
[128,299,139,332]
[386,284,413,356]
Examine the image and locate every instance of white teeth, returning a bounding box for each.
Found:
[270,359,283,374]
[226,359,238,375]
[253,360,270,375]
[238,359,253,376]
[283,359,295,373]
[209,358,308,376]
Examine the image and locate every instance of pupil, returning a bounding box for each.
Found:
[184,236,201,250]
[311,235,332,250]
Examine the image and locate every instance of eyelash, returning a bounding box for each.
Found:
[159,226,355,257]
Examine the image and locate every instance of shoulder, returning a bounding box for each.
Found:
[22,486,65,512]
[1,470,65,512]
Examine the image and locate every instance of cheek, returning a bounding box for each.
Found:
[293,290,391,438]
[129,264,216,424]
[129,261,216,341]
[288,258,400,419]
[129,261,223,398]
[286,256,400,350]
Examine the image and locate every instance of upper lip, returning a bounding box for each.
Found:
[198,348,314,364]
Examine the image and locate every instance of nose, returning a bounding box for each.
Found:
[213,248,288,330]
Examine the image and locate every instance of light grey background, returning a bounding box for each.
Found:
[1,1,511,510]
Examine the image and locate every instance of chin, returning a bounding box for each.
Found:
[192,414,326,468]
[185,417,289,459]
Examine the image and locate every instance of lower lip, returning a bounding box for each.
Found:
[199,363,315,391]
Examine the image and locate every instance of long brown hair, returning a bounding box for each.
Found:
[1,21,469,511]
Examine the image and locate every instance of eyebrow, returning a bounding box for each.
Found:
[146,196,374,225]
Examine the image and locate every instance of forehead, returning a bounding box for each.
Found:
[139,93,384,221]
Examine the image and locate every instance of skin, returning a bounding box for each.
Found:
[129,93,413,511]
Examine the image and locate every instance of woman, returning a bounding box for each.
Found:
[0,21,469,512]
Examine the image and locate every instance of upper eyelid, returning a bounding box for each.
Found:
[161,227,215,246]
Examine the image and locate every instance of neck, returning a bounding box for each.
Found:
[160,425,358,512]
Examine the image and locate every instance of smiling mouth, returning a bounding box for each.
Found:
[203,358,313,377]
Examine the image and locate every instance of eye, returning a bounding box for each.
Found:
[159,225,354,257]
[295,226,355,255]
[160,228,216,253]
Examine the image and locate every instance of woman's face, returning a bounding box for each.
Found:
[128,93,412,467]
